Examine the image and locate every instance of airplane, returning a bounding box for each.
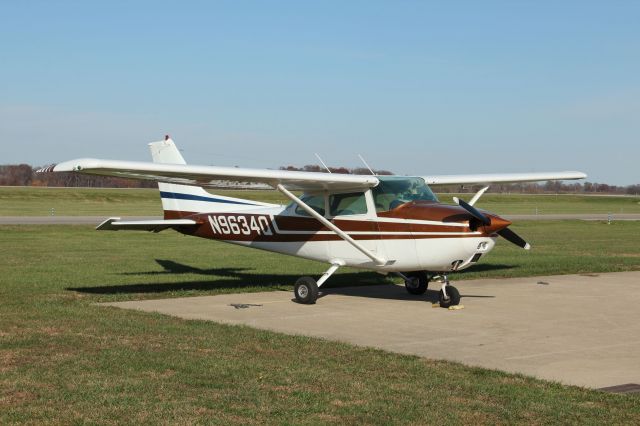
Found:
[39,136,586,307]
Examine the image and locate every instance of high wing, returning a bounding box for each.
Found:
[44,148,586,191]
[47,158,379,192]
[422,171,587,186]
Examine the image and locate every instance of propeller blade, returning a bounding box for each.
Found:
[469,186,489,206]
[453,197,491,225]
[497,227,531,250]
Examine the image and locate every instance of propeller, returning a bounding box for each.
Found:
[453,197,531,250]
[453,197,490,225]
[496,227,531,250]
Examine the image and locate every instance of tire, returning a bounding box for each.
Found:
[404,271,429,295]
[439,285,461,308]
[294,276,319,304]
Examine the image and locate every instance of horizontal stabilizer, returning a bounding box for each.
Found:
[96,217,198,232]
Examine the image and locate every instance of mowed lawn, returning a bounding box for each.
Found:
[1,222,639,424]
[1,186,639,216]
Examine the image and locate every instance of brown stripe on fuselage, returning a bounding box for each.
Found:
[164,210,192,220]
[378,200,471,222]
[163,201,491,243]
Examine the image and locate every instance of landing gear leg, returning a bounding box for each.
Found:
[294,263,342,305]
[438,274,460,308]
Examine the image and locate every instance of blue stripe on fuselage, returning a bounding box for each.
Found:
[159,191,257,206]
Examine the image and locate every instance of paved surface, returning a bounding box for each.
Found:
[0,216,161,225]
[2,214,639,225]
[505,213,640,221]
[102,271,640,389]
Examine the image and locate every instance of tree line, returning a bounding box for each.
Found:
[0,164,156,188]
[278,164,394,176]
[1,163,638,195]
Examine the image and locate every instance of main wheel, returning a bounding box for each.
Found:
[294,276,319,304]
[439,285,460,308]
[404,271,429,295]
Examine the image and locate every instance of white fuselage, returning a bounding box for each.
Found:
[182,203,498,273]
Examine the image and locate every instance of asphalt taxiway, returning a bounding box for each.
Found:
[102,271,640,389]
[0,216,160,225]
[2,213,640,225]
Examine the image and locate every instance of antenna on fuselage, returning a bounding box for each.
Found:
[357,154,375,175]
[314,153,332,173]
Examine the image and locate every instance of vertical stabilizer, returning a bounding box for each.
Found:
[148,136,269,218]
[149,137,211,218]
[150,136,188,165]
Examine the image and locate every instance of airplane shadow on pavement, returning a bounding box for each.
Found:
[322,283,497,303]
[67,259,390,295]
[67,259,506,301]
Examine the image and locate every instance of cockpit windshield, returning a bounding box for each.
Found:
[372,176,438,212]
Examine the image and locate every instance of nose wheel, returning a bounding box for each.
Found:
[438,274,460,308]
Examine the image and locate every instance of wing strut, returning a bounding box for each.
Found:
[276,184,388,266]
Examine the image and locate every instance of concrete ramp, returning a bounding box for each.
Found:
[102,271,640,389]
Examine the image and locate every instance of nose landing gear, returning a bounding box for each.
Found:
[399,272,461,308]
[438,274,460,308]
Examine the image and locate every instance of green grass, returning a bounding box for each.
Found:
[0,187,164,216]
[1,222,639,424]
[457,220,640,279]
[2,186,639,216]
[0,187,289,216]
[457,193,640,215]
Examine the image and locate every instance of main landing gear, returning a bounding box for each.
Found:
[400,272,460,308]
[403,271,429,295]
[294,264,461,308]
[294,276,319,304]
[294,263,342,304]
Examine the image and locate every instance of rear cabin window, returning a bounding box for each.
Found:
[329,192,367,216]
[294,194,326,217]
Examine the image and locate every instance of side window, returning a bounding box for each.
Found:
[295,194,326,217]
[329,192,367,216]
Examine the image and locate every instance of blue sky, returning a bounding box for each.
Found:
[1,1,638,185]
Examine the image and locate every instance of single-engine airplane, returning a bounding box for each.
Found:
[40,136,586,307]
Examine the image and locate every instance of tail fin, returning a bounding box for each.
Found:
[149,135,189,165]
[149,137,268,219]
